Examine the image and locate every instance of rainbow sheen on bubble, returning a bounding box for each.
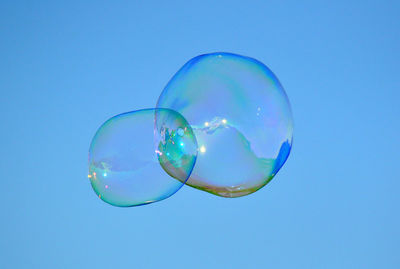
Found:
[88,108,197,207]
[157,52,293,198]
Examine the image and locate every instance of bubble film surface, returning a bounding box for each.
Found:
[157,52,293,197]
[88,108,198,207]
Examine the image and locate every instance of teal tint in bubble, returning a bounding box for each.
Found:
[157,52,293,198]
[88,108,198,207]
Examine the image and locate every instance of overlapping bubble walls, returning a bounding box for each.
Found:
[88,52,293,207]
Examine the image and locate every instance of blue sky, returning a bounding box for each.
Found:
[1,0,399,268]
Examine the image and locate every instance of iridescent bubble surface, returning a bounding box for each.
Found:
[157,52,293,197]
[88,108,198,207]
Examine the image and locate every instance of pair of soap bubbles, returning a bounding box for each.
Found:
[88,52,293,207]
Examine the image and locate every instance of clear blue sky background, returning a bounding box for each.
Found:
[1,1,399,268]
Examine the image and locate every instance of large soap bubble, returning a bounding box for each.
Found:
[156,52,293,197]
[88,108,198,207]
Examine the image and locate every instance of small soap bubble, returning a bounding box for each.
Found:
[88,108,197,207]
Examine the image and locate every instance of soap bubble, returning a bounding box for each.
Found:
[157,52,293,197]
[88,108,198,207]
